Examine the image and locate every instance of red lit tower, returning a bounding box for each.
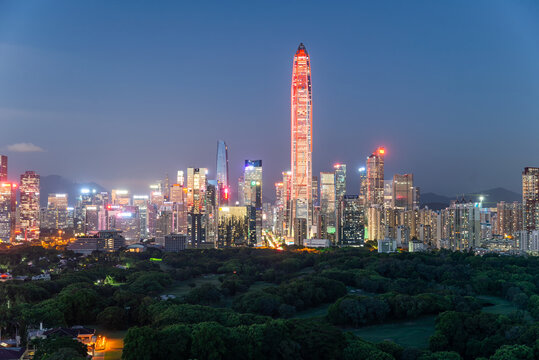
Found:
[290,43,312,242]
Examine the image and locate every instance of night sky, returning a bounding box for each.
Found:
[1,1,539,199]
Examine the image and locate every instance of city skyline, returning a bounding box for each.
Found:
[2,1,539,197]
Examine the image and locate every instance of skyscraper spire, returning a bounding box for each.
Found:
[216,140,230,205]
[290,43,312,243]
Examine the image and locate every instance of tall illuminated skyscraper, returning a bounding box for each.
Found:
[20,171,40,240]
[177,170,185,186]
[0,182,16,242]
[111,189,130,205]
[244,160,263,245]
[290,43,312,242]
[216,141,230,205]
[366,147,385,207]
[334,164,347,200]
[0,155,6,181]
[45,193,68,230]
[320,172,336,241]
[187,167,207,247]
[186,168,207,214]
[522,167,539,231]
[392,174,414,210]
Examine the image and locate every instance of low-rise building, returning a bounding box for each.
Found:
[303,238,331,248]
[377,238,397,253]
[164,234,187,252]
[67,230,126,255]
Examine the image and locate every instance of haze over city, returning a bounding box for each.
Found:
[2,0,539,197]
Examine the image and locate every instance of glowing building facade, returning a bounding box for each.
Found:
[523,167,539,231]
[244,160,263,245]
[319,172,336,241]
[0,182,16,242]
[111,189,130,206]
[366,147,385,207]
[290,43,312,242]
[334,164,347,200]
[187,168,207,246]
[0,155,7,181]
[45,193,69,230]
[19,171,40,240]
[392,174,414,210]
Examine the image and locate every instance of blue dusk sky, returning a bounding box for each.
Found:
[1,0,539,198]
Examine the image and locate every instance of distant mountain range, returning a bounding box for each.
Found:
[40,175,107,207]
[421,187,521,210]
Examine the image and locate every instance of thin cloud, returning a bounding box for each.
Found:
[7,143,45,152]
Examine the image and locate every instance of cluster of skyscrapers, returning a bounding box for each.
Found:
[1,44,538,254]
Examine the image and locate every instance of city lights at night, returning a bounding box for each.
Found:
[1,1,539,359]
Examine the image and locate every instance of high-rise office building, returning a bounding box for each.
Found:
[334,164,347,200]
[0,182,16,242]
[244,160,263,245]
[392,174,414,210]
[45,193,69,230]
[218,206,248,247]
[338,195,365,246]
[177,171,185,186]
[319,172,336,241]
[187,168,207,246]
[366,147,385,207]
[163,174,170,200]
[108,205,140,244]
[312,176,319,207]
[290,43,312,243]
[187,168,207,213]
[358,166,367,197]
[440,199,481,250]
[133,195,150,238]
[496,201,522,237]
[237,176,245,206]
[522,167,539,231]
[111,189,130,206]
[19,171,40,240]
[205,181,218,245]
[274,182,285,236]
[216,140,230,205]
[243,160,262,206]
[0,155,7,181]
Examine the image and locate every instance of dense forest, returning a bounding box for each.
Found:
[2,246,539,359]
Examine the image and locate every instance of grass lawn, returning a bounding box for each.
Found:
[477,295,519,315]
[163,274,222,298]
[247,281,274,292]
[292,303,330,319]
[105,350,122,360]
[349,316,436,349]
